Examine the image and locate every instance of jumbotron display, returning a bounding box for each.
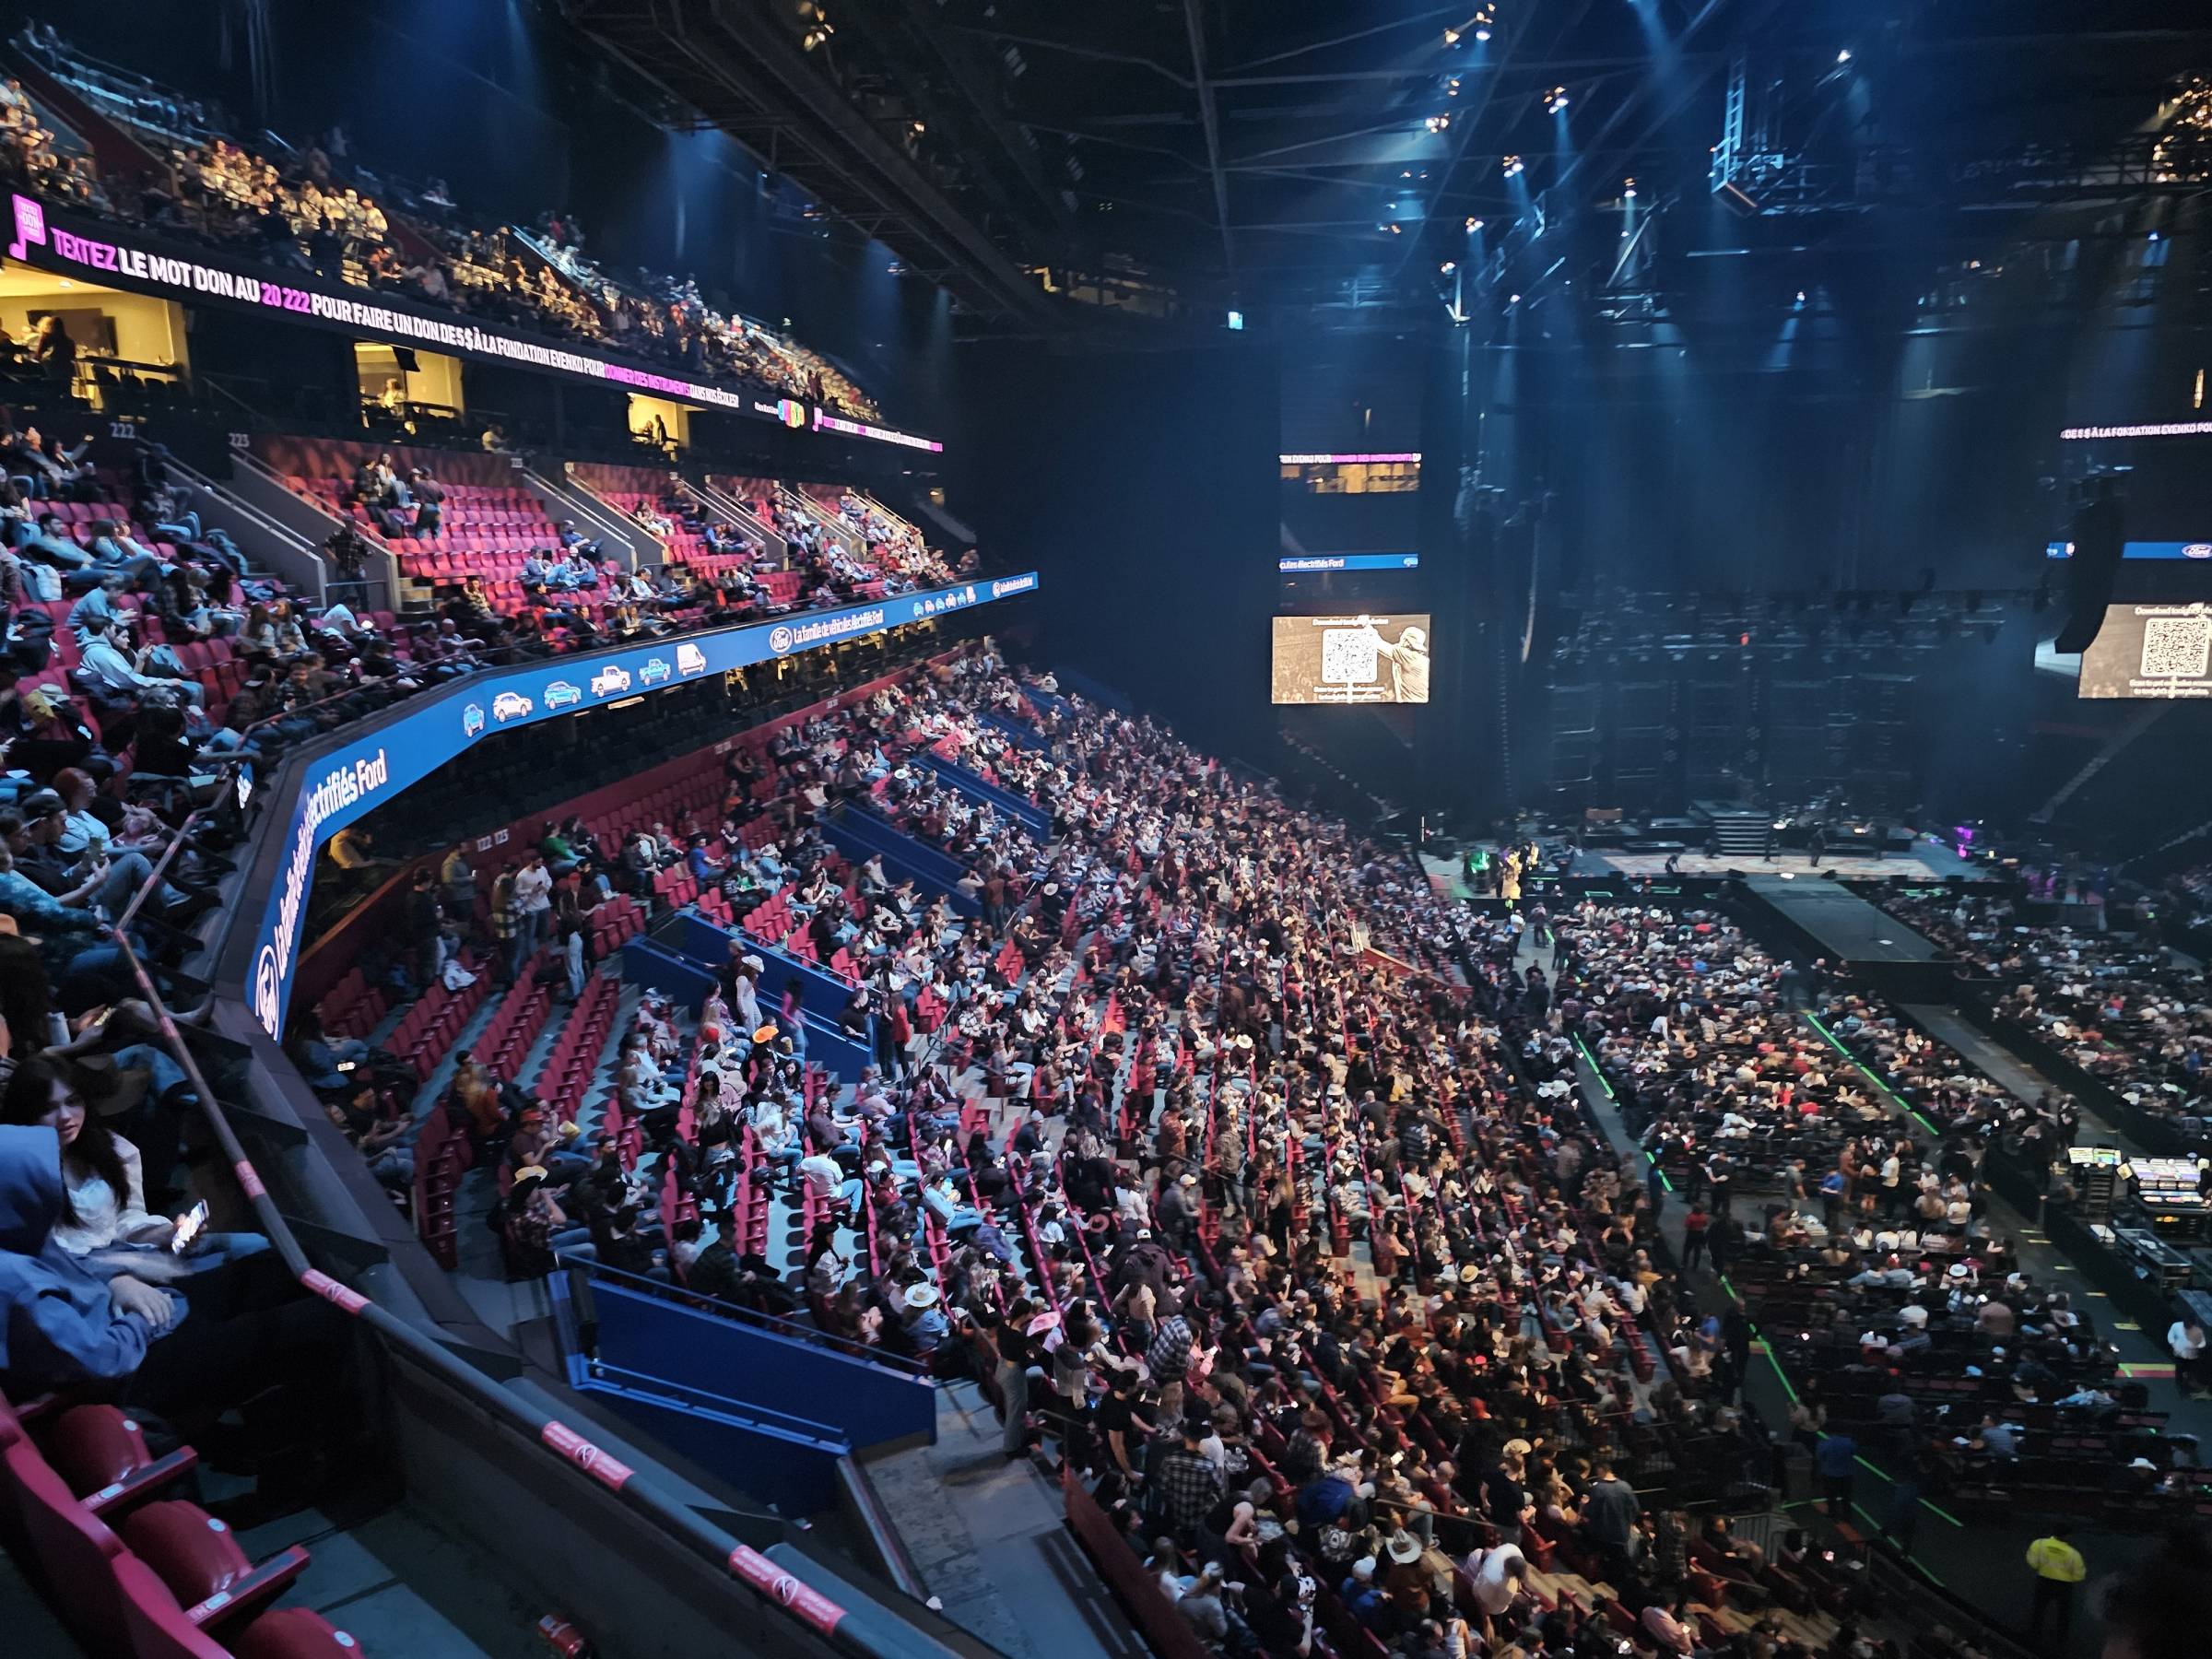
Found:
[1270,613,1432,704]
[2079,602,2212,699]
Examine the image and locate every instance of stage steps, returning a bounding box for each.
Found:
[1697,803,1772,859]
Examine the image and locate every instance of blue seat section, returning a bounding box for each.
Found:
[981,709,1045,750]
[825,806,979,914]
[919,753,1050,836]
[577,1264,934,1452]
[548,1265,928,1517]
[1051,667,1133,713]
[634,918,877,1078]
[619,934,719,1006]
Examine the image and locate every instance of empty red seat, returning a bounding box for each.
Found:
[112,1554,232,1658]
[231,1607,368,1656]
[41,1405,198,1515]
[122,1500,309,1623]
[3,1433,128,1653]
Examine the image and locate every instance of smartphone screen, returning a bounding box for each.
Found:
[171,1201,209,1253]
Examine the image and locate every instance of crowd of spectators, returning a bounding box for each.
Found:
[10,25,882,419]
[312,649,1902,1659]
[1884,889,2210,1140]
[1545,900,2206,1546]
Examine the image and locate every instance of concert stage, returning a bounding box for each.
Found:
[1737,875,1958,1000]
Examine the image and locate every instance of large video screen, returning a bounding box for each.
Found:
[1271,614,1431,704]
[2079,603,2212,699]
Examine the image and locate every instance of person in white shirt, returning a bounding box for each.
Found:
[510,853,553,957]
[2171,1317,2206,1394]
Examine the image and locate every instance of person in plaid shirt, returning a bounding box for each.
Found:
[490,866,524,985]
[1153,1417,1223,1538]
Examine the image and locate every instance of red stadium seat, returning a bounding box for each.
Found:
[2,1435,128,1653]
[41,1405,199,1515]
[112,1554,232,1659]
[121,1500,310,1625]
[231,1607,369,1657]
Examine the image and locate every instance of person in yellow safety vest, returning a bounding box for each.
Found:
[2025,1528,2085,1646]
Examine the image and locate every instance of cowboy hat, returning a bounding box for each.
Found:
[754,1024,782,1043]
[1386,1530,1424,1565]
[903,1283,941,1309]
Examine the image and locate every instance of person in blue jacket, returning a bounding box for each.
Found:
[0,1120,184,1396]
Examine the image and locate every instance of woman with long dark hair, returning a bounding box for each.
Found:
[0,1054,267,1277]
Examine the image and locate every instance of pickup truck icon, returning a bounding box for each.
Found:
[591,665,632,698]
[491,690,534,724]
[544,680,583,710]
[639,657,672,685]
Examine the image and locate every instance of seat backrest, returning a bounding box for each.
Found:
[3,1437,127,1651]
[112,1553,233,1659]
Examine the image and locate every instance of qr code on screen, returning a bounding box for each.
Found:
[2140,616,2212,680]
[1320,629,1378,685]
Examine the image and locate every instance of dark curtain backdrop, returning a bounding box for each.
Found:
[954,341,1281,764]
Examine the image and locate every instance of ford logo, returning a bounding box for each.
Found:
[252,945,282,1036]
[769,625,794,655]
[2186,544,2212,559]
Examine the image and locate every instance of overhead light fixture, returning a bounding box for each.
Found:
[1836,48,1852,64]
[1441,261,1456,274]
[1426,113,1452,133]
[1501,154,1524,177]
[1465,216,1484,230]
[1443,27,1462,45]
[1623,177,1637,198]
[1544,86,1570,113]
[1508,293,1522,303]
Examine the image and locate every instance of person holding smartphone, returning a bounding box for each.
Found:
[0,1054,269,1286]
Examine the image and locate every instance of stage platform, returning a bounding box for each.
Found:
[1736,874,1957,1000]
[1588,838,1993,883]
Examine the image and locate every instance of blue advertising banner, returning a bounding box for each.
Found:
[1278,553,1421,572]
[244,572,1040,1035]
[2122,541,2212,560]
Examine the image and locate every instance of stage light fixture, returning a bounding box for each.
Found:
[1465,217,1485,231]
[1441,261,1457,274]
[1426,114,1453,133]
[1501,155,1524,177]
[1509,293,1521,304]
[1623,177,1637,198]
[1444,27,1462,45]
[1544,87,1570,113]
[1837,48,1852,64]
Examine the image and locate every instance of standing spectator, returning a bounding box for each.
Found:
[2025,1527,2085,1647]
[1814,1431,1858,1521]
[2170,1315,2206,1397]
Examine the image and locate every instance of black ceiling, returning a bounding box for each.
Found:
[560,0,2212,336]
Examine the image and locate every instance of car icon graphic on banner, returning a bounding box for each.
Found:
[492,690,534,724]
[544,680,583,710]
[677,642,709,676]
[591,665,632,698]
[462,702,487,738]
[639,657,673,685]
